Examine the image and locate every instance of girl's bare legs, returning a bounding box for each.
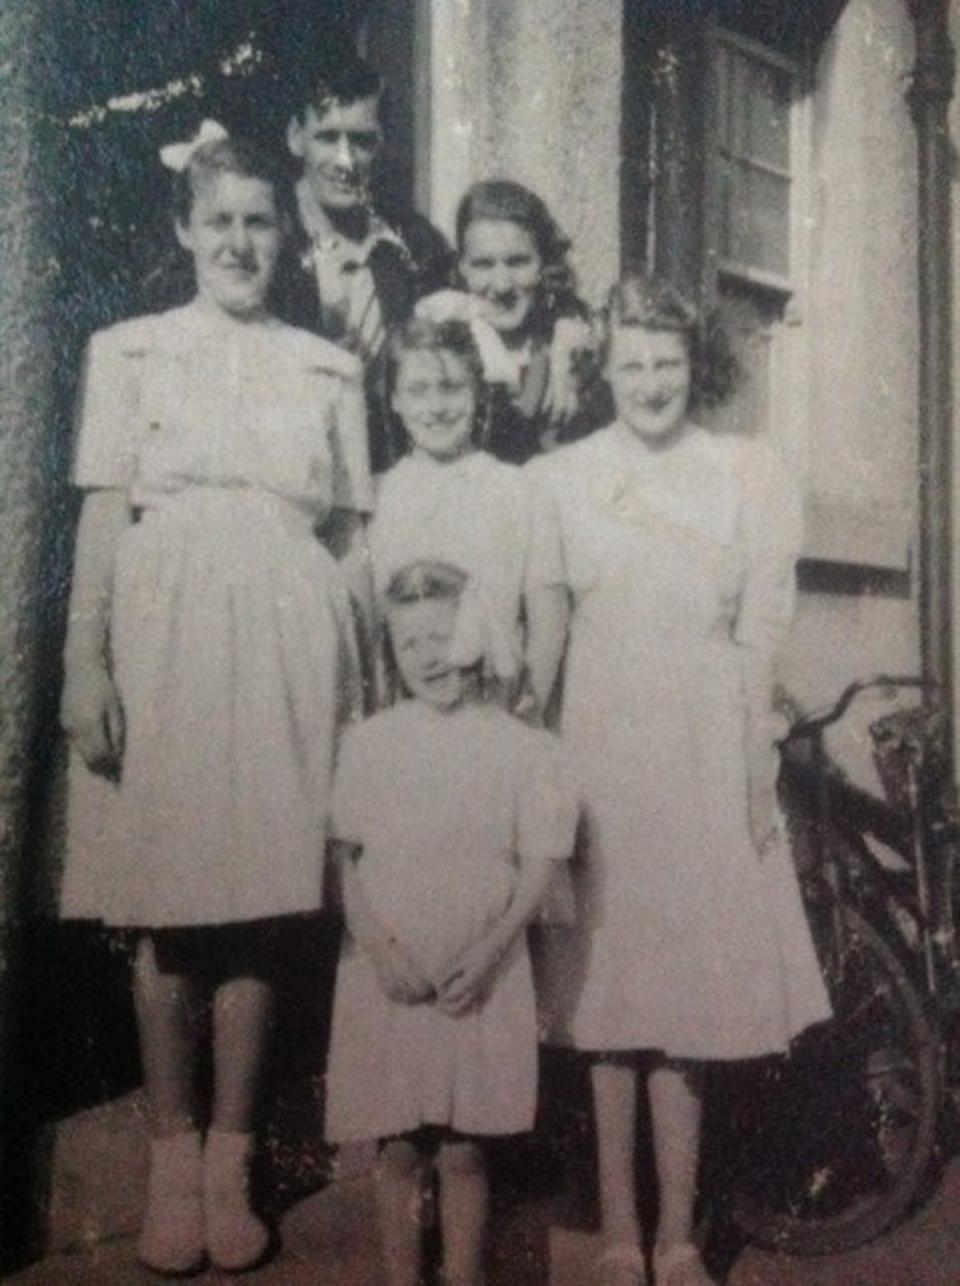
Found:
[376,1139,429,1286]
[592,1061,643,1255]
[133,935,201,1133]
[650,1061,712,1282]
[205,974,273,1271]
[133,937,205,1272]
[436,1139,488,1286]
[210,974,273,1131]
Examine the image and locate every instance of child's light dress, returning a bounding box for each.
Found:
[368,450,559,677]
[533,423,832,1060]
[61,301,371,928]
[325,700,576,1140]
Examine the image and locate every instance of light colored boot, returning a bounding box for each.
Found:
[653,1243,717,1286]
[203,1129,270,1272]
[137,1130,205,1276]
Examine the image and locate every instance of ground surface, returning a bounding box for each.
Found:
[8,1089,960,1285]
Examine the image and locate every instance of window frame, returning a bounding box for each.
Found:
[705,24,800,301]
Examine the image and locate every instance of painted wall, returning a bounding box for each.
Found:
[781,0,922,730]
[421,0,623,307]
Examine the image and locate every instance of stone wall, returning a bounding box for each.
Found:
[0,0,62,1265]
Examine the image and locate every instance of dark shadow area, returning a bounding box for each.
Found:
[798,558,913,600]
[10,3,399,1272]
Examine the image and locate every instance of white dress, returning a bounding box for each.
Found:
[368,450,560,676]
[534,423,831,1059]
[325,701,576,1140]
[61,301,372,927]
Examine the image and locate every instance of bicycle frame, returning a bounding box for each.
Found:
[778,675,960,1008]
[726,674,957,1256]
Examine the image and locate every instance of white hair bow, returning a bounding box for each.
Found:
[447,580,520,681]
[159,119,229,172]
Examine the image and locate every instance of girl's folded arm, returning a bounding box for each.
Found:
[323,510,377,703]
[334,840,433,1004]
[437,852,561,1015]
[333,839,386,952]
[524,584,570,718]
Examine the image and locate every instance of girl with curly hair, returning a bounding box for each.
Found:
[416,179,606,463]
[533,273,830,1286]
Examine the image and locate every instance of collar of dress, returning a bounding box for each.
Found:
[598,422,738,545]
[402,448,495,480]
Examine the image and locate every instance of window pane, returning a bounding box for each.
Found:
[717,40,791,171]
[744,57,790,170]
[725,48,751,156]
[720,162,790,277]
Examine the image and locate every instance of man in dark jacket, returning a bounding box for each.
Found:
[283,56,452,472]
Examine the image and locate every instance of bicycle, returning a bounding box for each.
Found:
[721,675,960,1255]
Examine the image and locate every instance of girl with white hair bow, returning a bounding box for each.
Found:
[60,121,373,1276]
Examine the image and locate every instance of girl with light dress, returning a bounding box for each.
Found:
[324,560,576,1286]
[533,274,832,1286]
[368,315,568,717]
[59,123,372,1276]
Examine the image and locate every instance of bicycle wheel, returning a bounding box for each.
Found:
[729,905,943,1255]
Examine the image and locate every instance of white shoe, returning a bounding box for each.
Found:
[653,1243,717,1286]
[597,1244,648,1286]
[137,1131,205,1276]
[203,1129,270,1272]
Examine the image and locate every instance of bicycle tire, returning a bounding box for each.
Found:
[730,905,943,1255]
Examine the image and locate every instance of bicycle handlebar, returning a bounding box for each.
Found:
[779,674,936,747]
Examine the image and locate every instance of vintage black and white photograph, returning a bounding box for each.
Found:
[1,1,959,1282]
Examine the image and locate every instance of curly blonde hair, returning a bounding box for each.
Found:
[599,273,741,410]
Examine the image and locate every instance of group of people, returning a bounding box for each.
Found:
[60,53,831,1286]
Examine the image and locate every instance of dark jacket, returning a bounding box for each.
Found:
[274,208,454,473]
[480,302,612,466]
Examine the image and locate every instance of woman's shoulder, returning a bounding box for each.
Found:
[86,309,177,358]
[341,703,413,755]
[473,450,530,493]
[373,453,421,505]
[696,429,795,495]
[264,320,362,381]
[528,425,618,483]
[472,706,567,767]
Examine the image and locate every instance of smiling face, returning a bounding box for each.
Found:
[392,348,477,462]
[389,598,466,710]
[287,97,382,212]
[606,326,692,444]
[459,219,543,338]
[176,171,281,317]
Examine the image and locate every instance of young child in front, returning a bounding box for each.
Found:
[369,316,567,716]
[324,560,576,1286]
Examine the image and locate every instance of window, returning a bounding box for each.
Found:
[711,28,796,293]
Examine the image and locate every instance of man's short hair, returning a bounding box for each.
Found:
[294,53,385,120]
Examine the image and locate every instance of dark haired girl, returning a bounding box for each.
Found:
[418,179,607,464]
